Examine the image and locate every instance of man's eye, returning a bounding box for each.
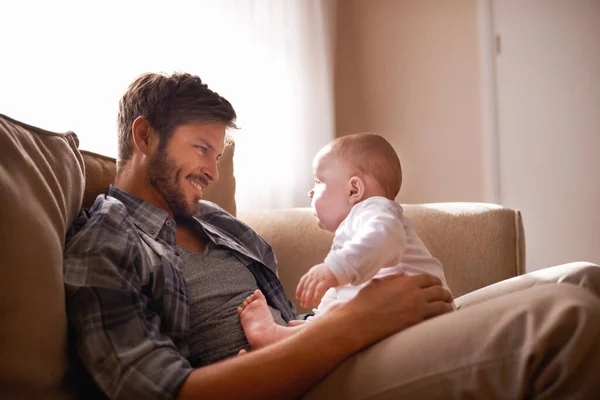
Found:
[196,146,208,153]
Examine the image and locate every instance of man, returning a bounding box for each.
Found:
[64,72,600,400]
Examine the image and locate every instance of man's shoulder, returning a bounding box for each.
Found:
[65,195,134,251]
[92,194,131,220]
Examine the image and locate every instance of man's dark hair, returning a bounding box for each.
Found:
[117,72,237,168]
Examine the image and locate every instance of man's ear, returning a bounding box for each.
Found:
[131,116,157,156]
[348,176,365,205]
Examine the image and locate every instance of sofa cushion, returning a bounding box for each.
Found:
[82,143,237,216]
[0,113,85,399]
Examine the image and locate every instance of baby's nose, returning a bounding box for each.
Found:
[308,189,314,198]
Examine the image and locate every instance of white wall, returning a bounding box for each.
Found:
[334,0,486,204]
[493,0,600,270]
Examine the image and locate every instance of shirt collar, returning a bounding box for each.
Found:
[108,185,174,241]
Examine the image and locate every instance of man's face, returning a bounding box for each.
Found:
[307,149,353,232]
[148,121,226,217]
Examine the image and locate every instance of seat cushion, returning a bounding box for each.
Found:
[0,113,85,399]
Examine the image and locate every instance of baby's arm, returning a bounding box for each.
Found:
[327,202,407,286]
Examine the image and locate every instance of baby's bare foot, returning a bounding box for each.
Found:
[237,289,280,349]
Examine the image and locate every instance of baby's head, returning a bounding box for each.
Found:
[308,132,402,232]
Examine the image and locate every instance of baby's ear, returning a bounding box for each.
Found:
[348,176,365,205]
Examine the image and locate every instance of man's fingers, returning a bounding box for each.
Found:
[423,300,454,319]
[414,273,443,288]
[421,285,453,304]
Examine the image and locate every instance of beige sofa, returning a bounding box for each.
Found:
[0,113,524,398]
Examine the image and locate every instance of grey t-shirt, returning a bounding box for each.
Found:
[176,242,286,367]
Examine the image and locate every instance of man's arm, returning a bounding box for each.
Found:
[64,215,193,399]
[178,273,453,400]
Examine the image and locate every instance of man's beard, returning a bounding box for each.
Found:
[148,149,200,217]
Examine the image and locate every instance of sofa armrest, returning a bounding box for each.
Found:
[239,203,525,313]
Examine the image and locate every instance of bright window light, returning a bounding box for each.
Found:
[0,0,335,210]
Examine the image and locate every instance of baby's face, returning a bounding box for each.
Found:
[308,150,353,232]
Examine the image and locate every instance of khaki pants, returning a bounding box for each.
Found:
[304,262,600,399]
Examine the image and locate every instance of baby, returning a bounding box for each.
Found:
[238,132,452,350]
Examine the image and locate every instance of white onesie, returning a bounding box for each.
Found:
[312,196,452,318]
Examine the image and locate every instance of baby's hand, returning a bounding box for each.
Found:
[296,263,339,308]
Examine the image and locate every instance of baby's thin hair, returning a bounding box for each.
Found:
[330,132,402,200]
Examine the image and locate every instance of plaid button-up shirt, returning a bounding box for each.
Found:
[64,186,296,400]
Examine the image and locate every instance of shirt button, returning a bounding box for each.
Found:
[149,228,156,234]
[165,220,173,227]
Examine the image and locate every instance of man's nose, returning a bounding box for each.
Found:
[204,159,219,182]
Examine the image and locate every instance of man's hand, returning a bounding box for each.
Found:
[340,273,454,348]
[296,263,339,308]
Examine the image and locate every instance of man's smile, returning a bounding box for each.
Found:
[188,177,208,196]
